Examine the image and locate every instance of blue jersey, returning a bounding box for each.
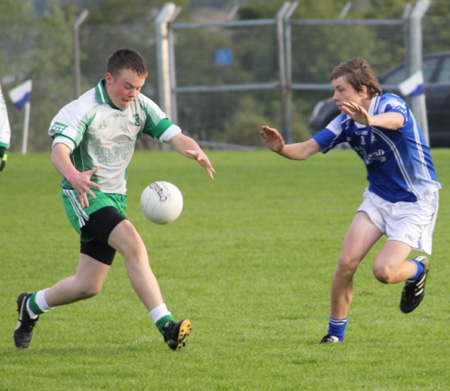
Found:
[312,93,441,203]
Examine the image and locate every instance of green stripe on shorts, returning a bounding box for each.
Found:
[61,189,127,242]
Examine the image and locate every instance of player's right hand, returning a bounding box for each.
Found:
[70,167,101,208]
[260,126,285,153]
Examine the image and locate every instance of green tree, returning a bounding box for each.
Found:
[28,0,76,152]
[0,0,34,151]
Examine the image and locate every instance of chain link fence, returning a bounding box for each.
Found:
[1,1,449,152]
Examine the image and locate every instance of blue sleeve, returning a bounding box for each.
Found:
[379,94,409,122]
[312,116,348,153]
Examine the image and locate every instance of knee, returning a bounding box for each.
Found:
[110,220,146,258]
[373,265,394,284]
[77,283,102,299]
[336,254,360,277]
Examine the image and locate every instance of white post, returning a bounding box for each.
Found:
[156,3,181,150]
[73,10,89,98]
[156,3,178,118]
[21,101,30,154]
[408,0,430,145]
[276,2,292,143]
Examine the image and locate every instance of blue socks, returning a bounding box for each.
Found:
[328,317,347,341]
[409,258,424,281]
[325,259,423,342]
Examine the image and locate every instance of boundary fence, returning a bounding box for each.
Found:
[156,0,430,145]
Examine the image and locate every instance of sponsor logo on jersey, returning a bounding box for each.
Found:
[51,122,68,133]
[94,142,135,164]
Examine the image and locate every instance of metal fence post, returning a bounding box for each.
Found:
[73,9,89,99]
[155,3,179,120]
[282,2,298,144]
[276,2,293,143]
[407,0,430,144]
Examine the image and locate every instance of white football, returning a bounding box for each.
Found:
[140,181,183,224]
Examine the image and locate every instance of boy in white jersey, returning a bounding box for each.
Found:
[14,48,216,350]
[260,58,441,343]
[0,82,11,171]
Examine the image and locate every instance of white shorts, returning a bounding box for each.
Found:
[357,190,439,254]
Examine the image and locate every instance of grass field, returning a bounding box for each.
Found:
[1,149,449,391]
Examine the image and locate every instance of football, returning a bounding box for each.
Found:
[140,181,183,224]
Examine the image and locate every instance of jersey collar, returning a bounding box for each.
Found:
[368,95,380,116]
[353,95,380,129]
[95,79,124,111]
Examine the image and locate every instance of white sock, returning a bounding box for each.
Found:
[149,303,171,324]
[26,289,53,318]
[36,289,53,311]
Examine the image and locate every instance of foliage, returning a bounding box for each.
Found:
[0,0,34,149]
[422,0,450,55]
[221,95,274,146]
[1,0,450,152]
[0,0,33,77]
[0,0,76,152]
[30,0,77,151]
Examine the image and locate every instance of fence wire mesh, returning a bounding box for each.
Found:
[1,3,449,152]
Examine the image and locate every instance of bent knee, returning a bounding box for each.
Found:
[373,266,395,284]
[77,284,102,299]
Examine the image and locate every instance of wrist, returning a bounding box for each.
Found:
[67,169,80,183]
[275,144,285,156]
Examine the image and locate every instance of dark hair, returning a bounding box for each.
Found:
[331,58,382,97]
[106,48,148,78]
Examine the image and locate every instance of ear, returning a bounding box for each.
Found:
[359,85,369,97]
[105,72,114,85]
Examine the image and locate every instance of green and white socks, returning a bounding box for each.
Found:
[27,289,53,318]
[149,303,175,335]
[26,290,174,336]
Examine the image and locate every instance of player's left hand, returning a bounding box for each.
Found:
[340,101,372,126]
[0,147,7,171]
[185,149,216,180]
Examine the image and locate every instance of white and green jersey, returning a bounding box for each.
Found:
[0,82,11,149]
[49,79,181,195]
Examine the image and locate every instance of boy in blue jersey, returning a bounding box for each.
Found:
[260,58,441,343]
[14,48,216,351]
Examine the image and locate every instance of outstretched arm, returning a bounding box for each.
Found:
[167,133,216,180]
[260,126,320,160]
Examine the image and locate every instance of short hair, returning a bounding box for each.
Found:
[106,48,148,78]
[331,58,382,98]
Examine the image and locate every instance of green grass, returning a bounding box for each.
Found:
[1,149,449,391]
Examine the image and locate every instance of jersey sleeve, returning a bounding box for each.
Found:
[378,94,409,124]
[139,95,181,142]
[312,115,348,153]
[48,97,94,150]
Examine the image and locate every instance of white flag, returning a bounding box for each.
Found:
[398,71,424,97]
[9,80,32,111]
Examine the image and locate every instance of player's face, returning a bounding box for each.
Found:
[105,69,146,109]
[331,76,365,112]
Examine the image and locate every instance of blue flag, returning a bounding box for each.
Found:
[9,80,32,111]
[398,71,424,97]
